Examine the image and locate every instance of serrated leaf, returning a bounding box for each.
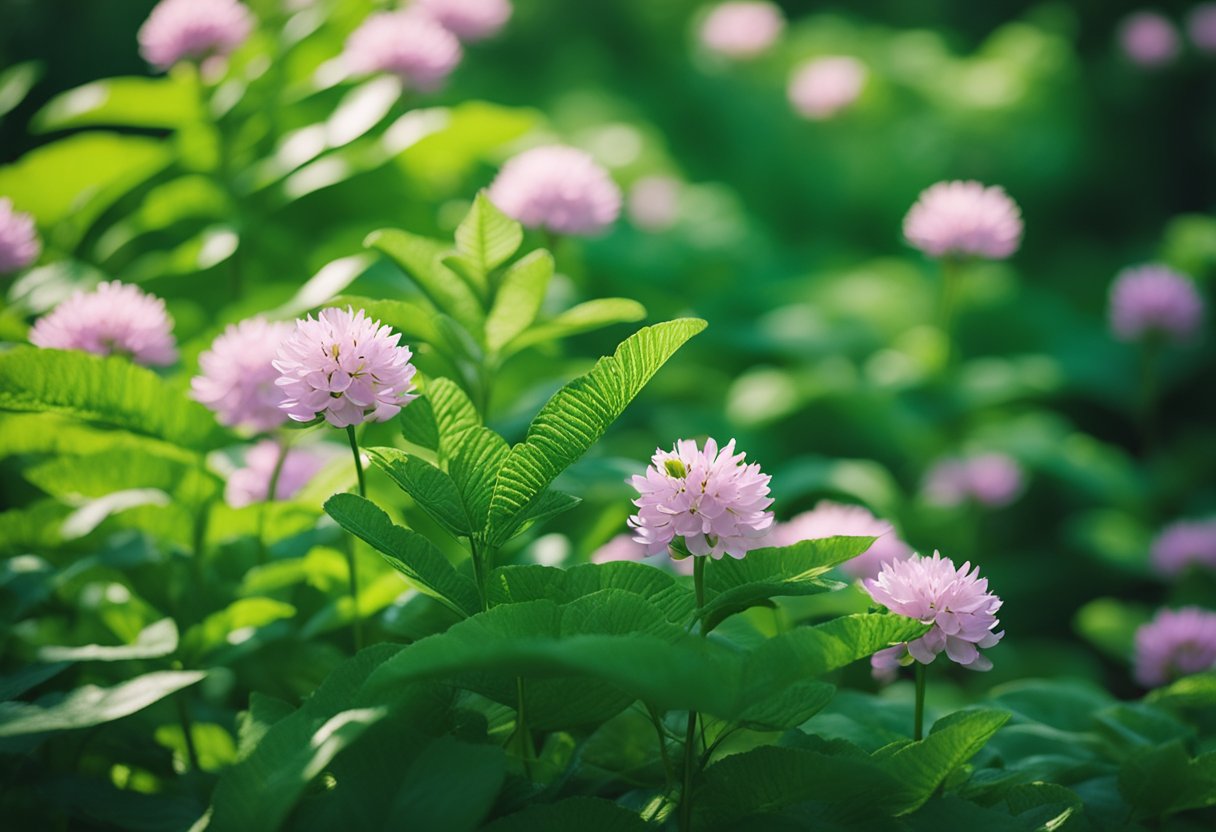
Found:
[37,618,178,662]
[364,228,484,333]
[503,298,648,356]
[734,679,837,732]
[486,249,554,353]
[486,318,706,545]
[429,377,482,455]
[486,561,695,624]
[398,392,439,450]
[0,347,229,450]
[32,76,201,132]
[510,488,581,538]
[364,447,472,537]
[0,671,206,738]
[323,493,480,617]
[448,425,511,532]
[456,191,523,285]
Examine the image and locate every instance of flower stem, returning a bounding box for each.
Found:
[345,425,365,652]
[938,256,962,370]
[679,556,707,832]
[914,662,926,741]
[175,693,202,773]
[514,676,534,780]
[256,436,291,566]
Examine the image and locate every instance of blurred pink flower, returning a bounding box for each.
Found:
[29,281,177,366]
[770,500,913,580]
[923,453,1024,509]
[1189,3,1216,53]
[592,533,694,575]
[628,175,681,232]
[903,180,1023,260]
[488,146,622,236]
[415,0,511,42]
[1151,518,1216,576]
[787,56,868,120]
[138,0,254,71]
[225,439,332,507]
[273,307,417,429]
[1109,265,1204,343]
[0,198,40,273]
[699,2,784,59]
[192,316,295,433]
[344,10,462,91]
[1134,606,1216,687]
[865,551,1004,674]
[629,438,774,559]
[1118,11,1181,67]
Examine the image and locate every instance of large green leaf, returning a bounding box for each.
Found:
[181,599,297,662]
[364,228,484,333]
[323,493,480,617]
[24,447,220,507]
[486,561,694,624]
[451,191,523,295]
[744,614,931,686]
[486,249,554,352]
[733,679,837,732]
[1118,741,1216,819]
[325,295,442,349]
[37,618,178,662]
[448,425,511,532]
[485,318,706,545]
[364,447,472,537]
[503,298,648,356]
[32,76,201,132]
[429,377,482,455]
[481,798,650,832]
[0,671,205,738]
[398,391,439,450]
[0,347,229,450]
[384,736,506,832]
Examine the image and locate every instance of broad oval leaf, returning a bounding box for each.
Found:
[455,191,523,284]
[486,248,553,353]
[364,228,484,333]
[364,446,472,537]
[37,618,179,662]
[32,76,201,132]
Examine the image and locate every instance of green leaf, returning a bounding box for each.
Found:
[1147,671,1216,710]
[1118,741,1216,819]
[326,295,443,349]
[386,736,506,832]
[182,599,297,661]
[429,377,482,455]
[448,425,511,532]
[364,228,484,333]
[486,561,694,625]
[37,618,178,662]
[486,318,706,545]
[504,298,648,356]
[700,536,874,631]
[1074,597,1152,662]
[0,671,205,738]
[0,61,42,119]
[398,393,439,450]
[323,493,480,617]
[0,347,229,451]
[486,249,554,352]
[734,679,837,732]
[24,447,220,507]
[481,798,650,832]
[364,447,472,537]
[32,76,201,133]
[509,488,581,538]
[454,191,523,288]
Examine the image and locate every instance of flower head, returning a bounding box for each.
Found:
[1189,4,1216,53]
[628,438,774,560]
[138,0,254,72]
[1108,265,1204,343]
[29,281,177,366]
[628,175,682,233]
[592,533,694,575]
[225,440,333,507]
[344,10,462,91]
[274,307,417,429]
[903,180,1023,260]
[923,453,1023,508]
[192,317,295,433]
[488,145,622,236]
[699,2,784,59]
[1151,519,1216,577]
[0,198,40,273]
[1134,606,1216,687]
[1118,11,1180,67]
[865,551,1004,674]
[415,0,511,42]
[770,500,913,580]
[787,56,868,120]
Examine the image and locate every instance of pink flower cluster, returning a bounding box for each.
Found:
[1108,265,1204,344]
[225,439,333,508]
[865,552,1004,676]
[1134,607,1216,687]
[1151,518,1216,577]
[343,11,463,91]
[769,500,912,580]
[0,198,40,273]
[29,281,177,367]
[138,0,254,71]
[192,317,295,433]
[903,180,1024,260]
[628,438,774,559]
[488,145,622,237]
[273,307,417,429]
[415,0,512,42]
[1118,11,1180,67]
[923,453,1024,509]
[787,56,868,121]
[699,2,785,60]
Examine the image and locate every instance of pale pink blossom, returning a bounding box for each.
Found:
[903,180,1023,260]
[225,439,333,507]
[628,176,681,233]
[1118,11,1181,67]
[592,533,694,576]
[1189,3,1216,53]
[344,10,462,91]
[699,2,784,60]
[29,281,177,366]
[192,317,295,433]
[1109,265,1204,343]
[1134,606,1216,687]
[787,56,868,120]
[415,0,511,42]
[488,146,622,236]
[923,453,1024,509]
[138,0,254,71]
[1151,518,1216,577]
[0,198,40,273]
[770,500,912,579]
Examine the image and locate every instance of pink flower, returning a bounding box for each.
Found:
[1189,3,1216,53]
[225,439,333,507]
[1151,519,1216,577]
[488,146,622,236]
[343,11,462,91]
[274,307,417,429]
[787,56,868,120]
[592,533,694,576]
[628,175,682,233]
[923,453,1024,509]
[1109,265,1204,343]
[865,551,1004,674]
[138,0,254,72]
[1134,606,1216,687]
[769,500,912,580]
[29,281,177,366]
[191,317,295,433]
[0,198,40,273]
[699,2,784,60]
[628,438,774,560]
[1118,11,1181,67]
[415,0,511,42]
[903,180,1023,260]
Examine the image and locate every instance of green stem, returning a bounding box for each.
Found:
[679,557,707,832]
[256,437,291,566]
[175,693,202,773]
[514,676,534,779]
[647,704,675,792]
[345,426,365,651]
[914,662,926,742]
[938,256,963,370]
